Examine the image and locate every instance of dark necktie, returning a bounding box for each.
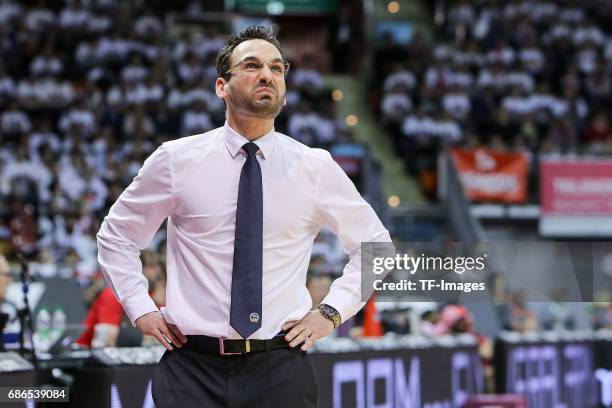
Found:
[230,142,263,338]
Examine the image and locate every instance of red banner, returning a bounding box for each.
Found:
[540,159,612,215]
[452,148,528,203]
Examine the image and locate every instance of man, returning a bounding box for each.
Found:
[97,26,391,407]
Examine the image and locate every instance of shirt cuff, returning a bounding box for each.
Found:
[320,294,364,325]
[122,292,159,326]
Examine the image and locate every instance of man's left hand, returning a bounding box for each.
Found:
[282,310,334,351]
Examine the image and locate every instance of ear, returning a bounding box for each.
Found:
[215,77,228,99]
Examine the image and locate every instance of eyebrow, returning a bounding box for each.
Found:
[239,56,285,63]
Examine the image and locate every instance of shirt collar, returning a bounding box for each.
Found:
[223,122,277,160]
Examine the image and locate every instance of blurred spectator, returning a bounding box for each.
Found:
[327,5,359,73]
[509,291,538,332]
[419,304,474,336]
[0,255,12,350]
[583,110,612,152]
[74,285,122,348]
[1,101,31,136]
[291,55,324,95]
[590,291,612,329]
[421,309,442,336]
[75,250,165,348]
[181,100,212,137]
[440,304,474,334]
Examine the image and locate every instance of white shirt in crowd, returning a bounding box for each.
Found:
[30,55,63,77]
[134,14,163,37]
[25,8,55,32]
[547,23,572,41]
[190,36,225,59]
[291,69,324,90]
[83,174,109,212]
[123,112,156,138]
[477,69,534,92]
[124,83,165,105]
[121,64,149,84]
[17,78,74,106]
[381,93,412,120]
[1,109,31,134]
[561,8,585,23]
[443,92,471,119]
[87,14,112,34]
[402,115,462,142]
[29,131,62,160]
[453,50,485,67]
[97,123,391,339]
[177,61,203,83]
[0,2,21,25]
[500,93,575,118]
[59,6,90,28]
[0,159,52,202]
[181,109,212,137]
[448,3,475,26]
[58,108,97,136]
[0,76,16,98]
[573,25,604,46]
[424,67,473,89]
[487,47,515,66]
[383,70,416,92]
[519,48,544,72]
[577,48,598,74]
[425,66,452,89]
[96,36,132,61]
[501,95,535,116]
[288,111,324,146]
[75,40,98,66]
[58,160,87,200]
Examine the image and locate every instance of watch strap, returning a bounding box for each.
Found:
[318,303,341,328]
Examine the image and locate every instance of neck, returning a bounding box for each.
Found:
[226,110,274,141]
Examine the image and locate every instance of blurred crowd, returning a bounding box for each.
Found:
[0,1,355,300]
[374,0,612,198]
[0,0,610,350]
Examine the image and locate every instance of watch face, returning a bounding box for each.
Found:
[319,304,340,327]
[320,304,334,316]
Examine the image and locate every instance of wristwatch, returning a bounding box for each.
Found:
[318,303,341,328]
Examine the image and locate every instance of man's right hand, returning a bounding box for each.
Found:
[135,311,187,351]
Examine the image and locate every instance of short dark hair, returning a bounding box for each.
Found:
[216,25,284,80]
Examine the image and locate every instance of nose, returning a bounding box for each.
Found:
[258,64,274,83]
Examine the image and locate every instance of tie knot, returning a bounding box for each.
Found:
[242,143,259,157]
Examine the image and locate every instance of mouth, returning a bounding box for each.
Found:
[255,87,276,97]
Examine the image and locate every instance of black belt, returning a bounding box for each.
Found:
[183,332,291,355]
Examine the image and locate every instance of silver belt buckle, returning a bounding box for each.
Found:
[219,337,250,355]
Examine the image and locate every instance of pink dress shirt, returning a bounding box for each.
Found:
[97,123,391,339]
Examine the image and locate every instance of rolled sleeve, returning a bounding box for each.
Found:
[97,145,174,325]
[315,151,392,323]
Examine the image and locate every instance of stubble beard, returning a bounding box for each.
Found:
[227,82,285,119]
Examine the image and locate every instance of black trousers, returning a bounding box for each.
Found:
[152,345,318,407]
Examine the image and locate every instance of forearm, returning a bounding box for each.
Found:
[97,221,158,326]
[322,229,392,323]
